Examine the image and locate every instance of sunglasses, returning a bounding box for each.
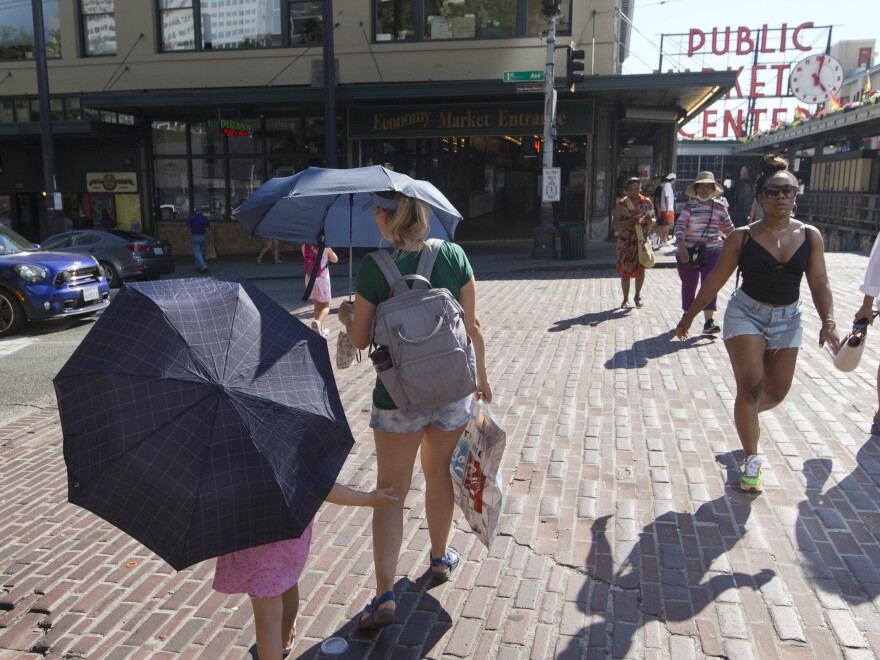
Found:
[762,185,798,198]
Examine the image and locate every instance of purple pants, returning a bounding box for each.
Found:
[677,249,721,312]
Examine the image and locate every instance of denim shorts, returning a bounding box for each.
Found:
[722,289,803,349]
[370,395,474,434]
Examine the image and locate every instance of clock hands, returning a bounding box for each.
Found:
[811,55,828,92]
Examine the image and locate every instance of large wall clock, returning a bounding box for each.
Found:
[789,54,844,104]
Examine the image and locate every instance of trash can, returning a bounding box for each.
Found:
[559,222,586,260]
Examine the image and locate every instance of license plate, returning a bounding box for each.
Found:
[83,287,99,301]
[154,247,164,255]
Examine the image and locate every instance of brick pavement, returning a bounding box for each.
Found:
[1,251,879,659]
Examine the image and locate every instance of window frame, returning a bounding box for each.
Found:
[156,0,321,53]
[79,0,117,57]
[371,0,571,43]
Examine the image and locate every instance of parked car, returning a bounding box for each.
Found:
[40,229,175,288]
[0,225,110,337]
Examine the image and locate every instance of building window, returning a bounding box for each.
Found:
[425,0,515,40]
[0,0,61,61]
[375,0,570,42]
[158,0,316,52]
[81,0,116,56]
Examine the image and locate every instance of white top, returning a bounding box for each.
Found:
[860,232,880,300]
[660,181,675,213]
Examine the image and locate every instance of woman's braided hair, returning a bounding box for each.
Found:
[754,154,796,197]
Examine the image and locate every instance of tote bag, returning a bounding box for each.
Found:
[635,224,655,269]
[449,401,507,550]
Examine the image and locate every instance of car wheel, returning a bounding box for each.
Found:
[100,261,120,288]
[0,289,26,337]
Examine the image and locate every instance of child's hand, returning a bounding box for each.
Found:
[370,487,398,508]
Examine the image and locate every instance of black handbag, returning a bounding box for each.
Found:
[679,202,714,269]
[682,243,708,268]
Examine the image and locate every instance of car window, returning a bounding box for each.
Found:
[107,230,150,241]
[42,235,73,250]
[73,233,101,247]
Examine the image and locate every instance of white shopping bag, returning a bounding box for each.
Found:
[449,401,506,550]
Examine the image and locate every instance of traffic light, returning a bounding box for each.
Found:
[566,45,585,92]
[541,0,560,17]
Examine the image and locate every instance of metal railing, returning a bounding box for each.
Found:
[798,192,880,250]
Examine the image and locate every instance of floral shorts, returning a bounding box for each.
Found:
[370,396,474,434]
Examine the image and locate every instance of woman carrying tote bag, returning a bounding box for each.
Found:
[673,171,735,335]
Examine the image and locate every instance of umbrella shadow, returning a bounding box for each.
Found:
[603,330,717,369]
[284,576,450,658]
[560,454,774,657]
[796,439,880,605]
[549,306,632,332]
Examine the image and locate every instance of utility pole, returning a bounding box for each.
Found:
[533,0,559,259]
[322,0,338,167]
[31,0,58,239]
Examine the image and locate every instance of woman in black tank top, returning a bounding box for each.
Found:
[673,155,840,494]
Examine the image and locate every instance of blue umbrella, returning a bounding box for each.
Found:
[232,165,463,296]
[54,276,354,570]
[233,165,462,246]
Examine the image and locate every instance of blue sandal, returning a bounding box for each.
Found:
[357,590,396,630]
[429,547,461,582]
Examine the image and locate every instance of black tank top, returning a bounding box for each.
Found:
[738,227,811,305]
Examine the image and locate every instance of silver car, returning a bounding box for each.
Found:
[41,230,175,288]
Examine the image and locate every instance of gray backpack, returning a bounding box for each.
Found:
[368,239,477,413]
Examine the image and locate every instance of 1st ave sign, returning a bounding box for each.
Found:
[503,71,544,82]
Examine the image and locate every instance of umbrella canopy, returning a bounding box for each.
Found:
[54,276,354,571]
[232,165,462,247]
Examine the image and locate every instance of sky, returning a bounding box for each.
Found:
[621,0,880,137]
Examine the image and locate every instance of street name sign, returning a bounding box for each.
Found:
[503,70,544,82]
[516,82,544,93]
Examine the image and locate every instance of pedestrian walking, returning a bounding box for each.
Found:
[674,154,840,493]
[212,483,397,660]
[655,172,676,244]
[186,207,210,273]
[612,177,655,308]
[853,231,880,434]
[302,244,338,337]
[673,171,735,335]
[258,239,283,264]
[337,190,492,630]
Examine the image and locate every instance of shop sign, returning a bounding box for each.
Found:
[87,172,138,193]
[349,101,593,138]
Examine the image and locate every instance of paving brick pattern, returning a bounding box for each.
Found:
[1,252,879,659]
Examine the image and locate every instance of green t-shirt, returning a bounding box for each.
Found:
[355,241,474,410]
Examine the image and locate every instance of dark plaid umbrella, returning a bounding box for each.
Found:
[54,276,353,570]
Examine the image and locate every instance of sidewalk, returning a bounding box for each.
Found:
[2,251,878,659]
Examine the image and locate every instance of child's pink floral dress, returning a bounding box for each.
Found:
[303,246,331,303]
[212,521,313,598]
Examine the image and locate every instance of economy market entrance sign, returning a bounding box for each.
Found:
[349,101,593,138]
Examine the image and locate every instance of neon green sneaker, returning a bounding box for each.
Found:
[740,455,764,492]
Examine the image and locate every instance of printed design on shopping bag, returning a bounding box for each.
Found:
[449,402,507,549]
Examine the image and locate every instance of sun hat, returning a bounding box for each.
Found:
[664,173,676,181]
[685,171,723,198]
[361,192,399,211]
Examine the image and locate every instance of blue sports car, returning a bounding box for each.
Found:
[0,225,110,337]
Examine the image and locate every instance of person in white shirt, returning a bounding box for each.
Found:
[655,173,676,244]
[854,233,880,434]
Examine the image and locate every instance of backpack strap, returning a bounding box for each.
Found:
[415,239,443,284]
[368,249,411,297]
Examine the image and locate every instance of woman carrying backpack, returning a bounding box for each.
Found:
[338,190,492,630]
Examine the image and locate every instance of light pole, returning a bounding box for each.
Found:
[322,0,338,167]
[533,0,559,259]
[31,0,58,239]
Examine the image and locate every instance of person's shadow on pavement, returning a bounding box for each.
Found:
[603,330,716,369]
[560,454,774,658]
[265,576,448,659]
[549,306,632,332]
[796,441,880,605]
